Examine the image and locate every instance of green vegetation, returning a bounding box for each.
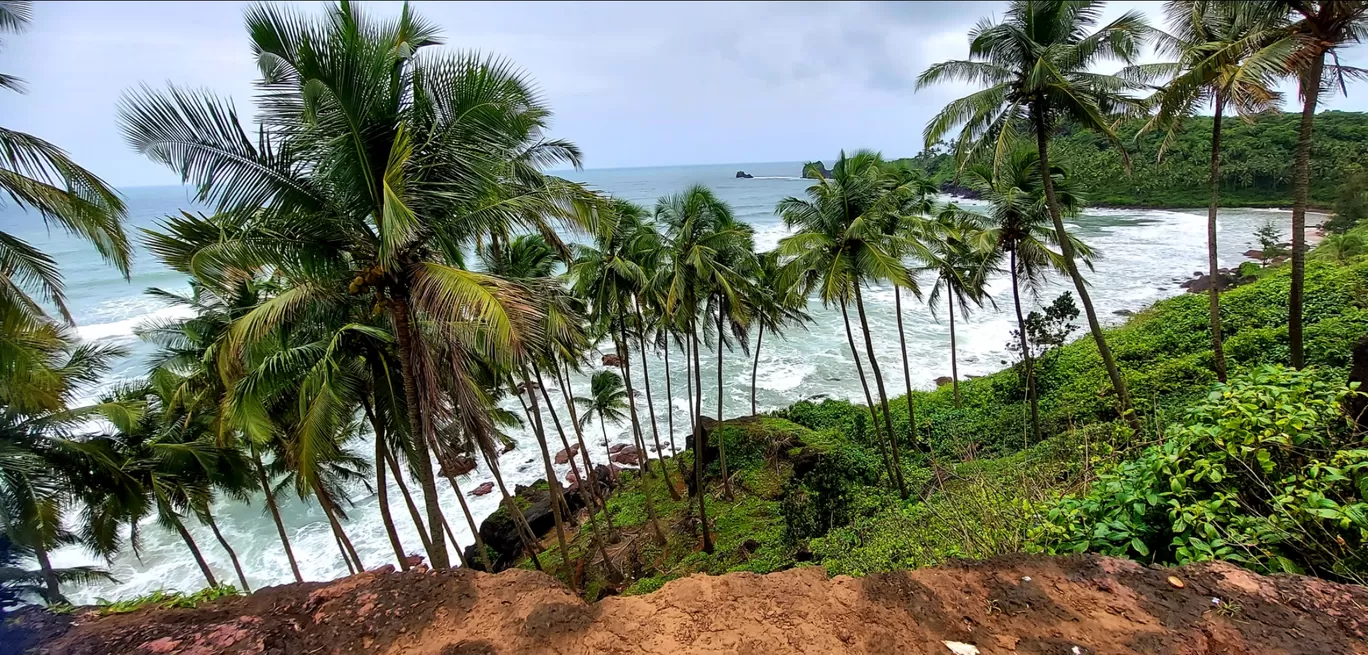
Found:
[91,585,239,615]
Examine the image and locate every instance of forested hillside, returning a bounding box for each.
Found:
[906,111,1368,208]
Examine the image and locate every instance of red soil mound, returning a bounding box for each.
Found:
[33,554,1368,654]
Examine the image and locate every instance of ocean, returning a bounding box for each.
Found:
[0,161,1287,602]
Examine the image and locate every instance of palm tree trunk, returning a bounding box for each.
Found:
[335,533,356,575]
[840,299,896,490]
[685,336,697,438]
[948,294,961,407]
[1033,105,1139,434]
[534,364,618,579]
[315,484,364,572]
[374,436,408,570]
[558,361,615,529]
[750,323,764,415]
[390,297,450,568]
[614,323,667,545]
[204,508,250,591]
[252,444,302,583]
[634,303,681,501]
[894,286,922,451]
[714,306,734,500]
[690,319,715,554]
[383,448,434,559]
[1011,252,1041,447]
[436,464,488,570]
[520,369,575,587]
[363,400,409,570]
[33,543,67,605]
[853,284,908,498]
[169,511,218,588]
[1207,91,1229,382]
[664,342,685,477]
[1290,52,1324,370]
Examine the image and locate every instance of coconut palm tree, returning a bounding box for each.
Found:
[918,0,1150,434]
[776,151,911,498]
[879,163,939,448]
[0,532,108,608]
[922,212,996,408]
[576,369,664,543]
[960,150,1092,445]
[1129,0,1290,382]
[1281,1,1368,369]
[120,1,591,569]
[747,250,811,415]
[0,0,129,328]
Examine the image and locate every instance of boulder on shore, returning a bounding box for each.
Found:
[462,478,595,572]
[439,454,476,477]
[554,443,580,465]
[935,376,954,387]
[469,481,494,497]
[602,354,623,367]
[735,171,754,179]
[609,444,641,465]
[609,443,629,454]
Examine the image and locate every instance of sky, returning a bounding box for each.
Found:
[3,1,1366,188]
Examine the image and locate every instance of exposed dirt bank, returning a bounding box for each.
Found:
[27,553,1368,654]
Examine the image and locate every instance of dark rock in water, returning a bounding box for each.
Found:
[1244,249,1264,260]
[554,443,580,465]
[934,376,954,387]
[609,443,629,454]
[602,354,623,367]
[470,481,494,496]
[439,454,476,477]
[801,161,834,179]
[464,478,590,572]
[735,171,754,179]
[939,180,982,199]
[1181,267,1255,294]
[1347,336,1368,433]
[1113,309,1134,317]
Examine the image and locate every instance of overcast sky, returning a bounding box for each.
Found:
[4,1,1365,188]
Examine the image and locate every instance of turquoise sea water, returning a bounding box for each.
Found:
[0,161,1290,601]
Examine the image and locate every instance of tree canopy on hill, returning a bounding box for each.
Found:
[902,111,1368,208]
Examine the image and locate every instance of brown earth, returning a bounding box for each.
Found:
[28,553,1368,655]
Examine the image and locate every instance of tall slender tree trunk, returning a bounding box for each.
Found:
[750,323,764,415]
[315,484,364,572]
[894,286,922,451]
[383,448,433,558]
[948,294,961,407]
[1011,252,1041,447]
[664,342,684,477]
[1033,105,1139,434]
[614,323,667,545]
[715,307,734,500]
[535,364,618,579]
[335,533,356,575]
[685,336,697,438]
[436,464,488,570]
[1206,92,1229,382]
[854,284,908,497]
[1290,52,1324,370]
[634,303,681,500]
[520,369,575,587]
[558,362,615,530]
[169,511,218,588]
[841,300,896,488]
[34,543,66,605]
[374,436,408,569]
[363,400,409,570]
[252,444,302,582]
[690,319,714,553]
[390,298,450,568]
[204,508,250,591]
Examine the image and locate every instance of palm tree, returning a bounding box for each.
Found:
[0,533,108,608]
[1282,1,1368,369]
[922,212,995,408]
[1130,0,1289,382]
[747,250,810,415]
[576,369,665,543]
[120,1,591,569]
[880,163,939,448]
[657,184,755,543]
[961,150,1092,445]
[918,0,1150,434]
[0,0,129,328]
[776,152,911,498]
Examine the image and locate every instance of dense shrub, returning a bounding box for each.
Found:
[1032,366,1368,582]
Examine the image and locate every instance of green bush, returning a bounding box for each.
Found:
[1032,365,1368,582]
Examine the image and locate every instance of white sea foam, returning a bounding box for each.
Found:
[76,305,197,343]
